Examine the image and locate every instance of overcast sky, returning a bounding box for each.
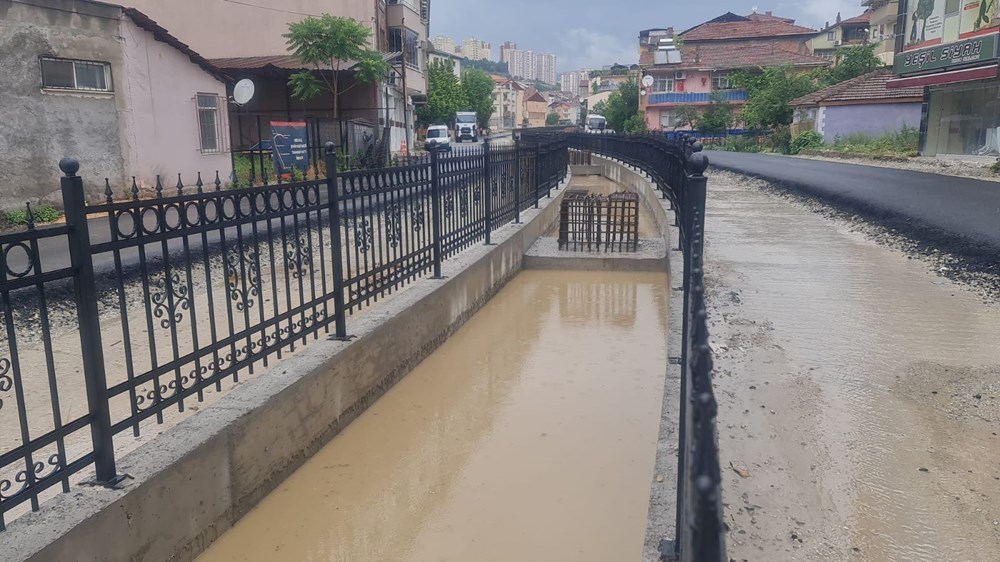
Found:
[430,0,864,72]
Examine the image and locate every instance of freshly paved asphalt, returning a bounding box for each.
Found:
[707,151,1000,259]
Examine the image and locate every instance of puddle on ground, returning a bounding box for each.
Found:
[197,270,669,562]
[708,173,1000,562]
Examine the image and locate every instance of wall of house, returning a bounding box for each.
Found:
[120,0,379,58]
[0,0,127,205]
[821,103,922,142]
[119,18,231,189]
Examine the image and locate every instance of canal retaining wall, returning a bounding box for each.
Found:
[1,175,571,562]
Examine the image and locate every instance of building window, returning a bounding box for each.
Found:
[196,94,223,153]
[660,110,675,128]
[390,27,420,70]
[40,57,112,91]
[712,73,733,91]
[827,31,836,41]
[653,77,675,93]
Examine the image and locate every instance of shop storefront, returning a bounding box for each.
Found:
[889,0,1000,156]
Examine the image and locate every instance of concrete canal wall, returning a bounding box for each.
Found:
[2,156,677,562]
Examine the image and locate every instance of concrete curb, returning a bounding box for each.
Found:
[0,174,572,562]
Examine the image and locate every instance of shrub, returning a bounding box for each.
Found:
[789,131,824,155]
[992,159,1000,175]
[830,126,919,157]
[3,204,61,227]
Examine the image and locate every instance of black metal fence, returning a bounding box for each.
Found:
[0,138,567,530]
[553,132,726,562]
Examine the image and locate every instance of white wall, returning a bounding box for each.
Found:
[119,18,231,188]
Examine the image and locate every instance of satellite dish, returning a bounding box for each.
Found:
[233,79,255,105]
[641,75,655,88]
[640,88,648,96]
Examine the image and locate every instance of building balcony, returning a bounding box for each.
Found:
[646,90,748,105]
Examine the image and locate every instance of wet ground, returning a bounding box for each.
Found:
[708,171,1000,561]
[197,270,670,562]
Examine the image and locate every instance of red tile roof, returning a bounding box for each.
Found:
[209,55,363,72]
[654,43,830,71]
[840,12,873,25]
[745,12,796,23]
[790,69,923,106]
[681,17,817,41]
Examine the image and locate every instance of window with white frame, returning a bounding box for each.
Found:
[390,27,420,70]
[196,94,223,153]
[712,72,733,91]
[660,110,675,128]
[40,57,112,91]
[652,77,675,93]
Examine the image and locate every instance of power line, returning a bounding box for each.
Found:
[221,0,321,17]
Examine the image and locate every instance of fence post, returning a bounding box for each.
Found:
[60,158,117,482]
[483,137,493,245]
[513,138,522,224]
[430,146,444,278]
[533,143,541,209]
[324,143,349,340]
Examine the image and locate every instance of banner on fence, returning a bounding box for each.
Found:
[270,121,309,177]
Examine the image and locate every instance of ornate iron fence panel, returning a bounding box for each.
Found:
[0,138,570,530]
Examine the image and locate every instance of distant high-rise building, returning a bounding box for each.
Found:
[560,70,589,94]
[499,41,518,63]
[503,44,558,85]
[462,38,492,61]
[430,35,458,55]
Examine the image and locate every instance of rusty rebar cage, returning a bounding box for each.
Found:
[557,190,639,252]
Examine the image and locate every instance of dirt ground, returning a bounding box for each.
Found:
[706,171,1000,562]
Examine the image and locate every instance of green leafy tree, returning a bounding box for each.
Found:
[546,112,561,126]
[285,15,387,146]
[460,68,496,129]
[591,81,600,94]
[816,44,883,87]
[463,59,509,76]
[732,66,817,129]
[417,60,466,126]
[623,112,648,133]
[591,99,608,116]
[697,93,734,134]
[673,105,701,130]
[602,76,640,131]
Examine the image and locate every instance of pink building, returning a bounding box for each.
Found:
[1,0,231,203]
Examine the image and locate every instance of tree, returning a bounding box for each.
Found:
[697,93,734,134]
[460,68,495,129]
[731,66,816,129]
[591,81,600,95]
[674,105,701,130]
[546,112,561,126]
[816,44,883,87]
[285,15,387,147]
[602,76,640,131]
[623,112,648,134]
[417,60,466,126]
[463,59,509,76]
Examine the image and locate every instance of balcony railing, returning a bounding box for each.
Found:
[647,90,749,105]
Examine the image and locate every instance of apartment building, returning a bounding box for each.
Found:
[503,44,558,85]
[809,11,873,61]
[864,0,901,66]
[560,70,589,94]
[639,13,828,132]
[462,38,492,61]
[431,35,459,55]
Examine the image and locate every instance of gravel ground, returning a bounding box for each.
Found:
[795,152,1000,183]
[727,171,1000,303]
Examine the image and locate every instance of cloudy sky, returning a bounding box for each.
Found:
[430,0,864,72]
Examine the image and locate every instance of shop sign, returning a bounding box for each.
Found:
[895,32,999,74]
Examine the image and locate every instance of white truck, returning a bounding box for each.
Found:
[455,111,478,143]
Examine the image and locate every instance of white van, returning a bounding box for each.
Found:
[425,124,451,150]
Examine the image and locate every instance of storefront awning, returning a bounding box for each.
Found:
[888,65,999,89]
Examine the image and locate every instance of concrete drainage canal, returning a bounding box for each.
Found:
[195,169,674,562]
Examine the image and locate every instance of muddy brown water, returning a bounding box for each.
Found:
[197,270,669,562]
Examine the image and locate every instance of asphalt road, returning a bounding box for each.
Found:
[707,151,1000,260]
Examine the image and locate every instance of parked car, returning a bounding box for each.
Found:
[425,124,451,151]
